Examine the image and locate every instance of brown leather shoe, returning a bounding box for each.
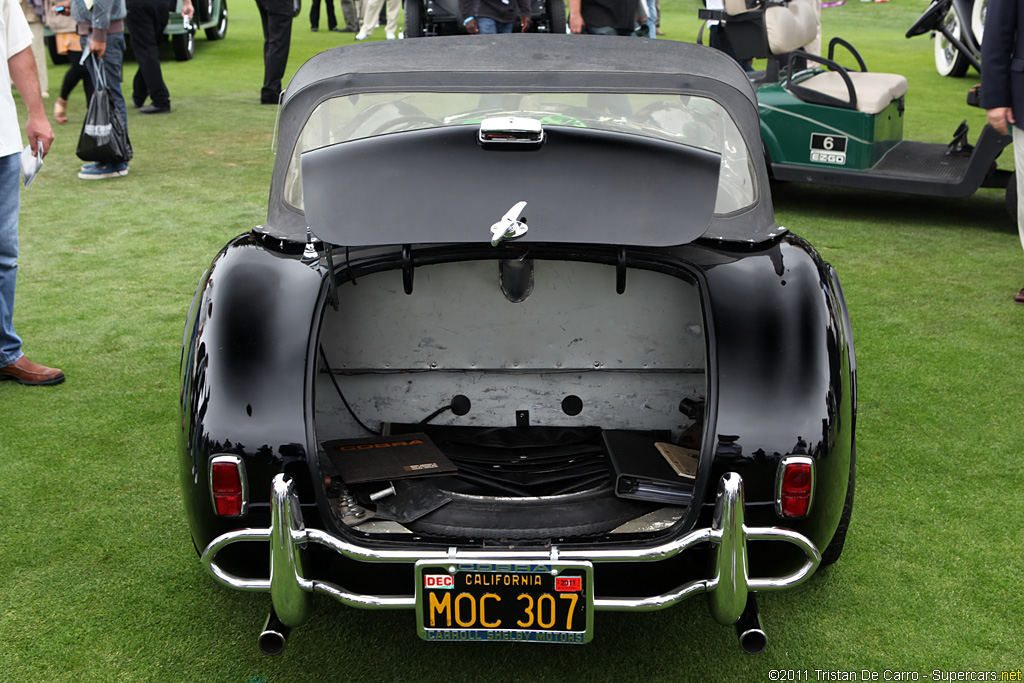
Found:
[0,356,66,385]
[1015,288,1024,305]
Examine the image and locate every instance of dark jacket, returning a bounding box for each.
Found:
[981,0,1024,130]
[579,0,638,32]
[459,0,530,24]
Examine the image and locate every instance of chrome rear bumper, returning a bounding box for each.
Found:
[201,471,821,628]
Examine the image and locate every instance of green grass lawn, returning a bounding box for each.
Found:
[2,0,1022,680]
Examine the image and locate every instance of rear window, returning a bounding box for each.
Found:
[283,91,758,215]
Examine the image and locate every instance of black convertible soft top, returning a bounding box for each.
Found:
[262,35,781,245]
[283,33,756,97]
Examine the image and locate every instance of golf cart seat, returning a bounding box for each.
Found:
[759,0,817,54]
[714,0,907,114]
[793,68,907,115]
[711,0,818,61]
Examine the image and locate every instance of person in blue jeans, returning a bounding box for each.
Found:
[65,0,129,179]
[460,0,530,34]
[637,0,656,37]
[1,0,63,385]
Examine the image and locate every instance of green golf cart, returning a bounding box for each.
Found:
[700,0,1013,212]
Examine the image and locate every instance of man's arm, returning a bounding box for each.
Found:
[459,0,479,33]
[85,0,116,57]
[569,0,583,33]
[7,47,55,157]
[980,0,1018,134]
[517,0,530,31]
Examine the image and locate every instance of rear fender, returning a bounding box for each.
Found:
[697,235,855,557]
[178,233,324,552]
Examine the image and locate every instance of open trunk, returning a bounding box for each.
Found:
[312,248,709,542]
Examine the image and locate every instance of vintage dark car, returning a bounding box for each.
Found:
[179,35,856,655]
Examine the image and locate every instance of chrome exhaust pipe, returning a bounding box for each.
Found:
[258,610,290,656]
[735,595,767,655]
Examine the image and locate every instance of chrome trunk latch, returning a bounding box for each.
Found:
[490,201,528,247]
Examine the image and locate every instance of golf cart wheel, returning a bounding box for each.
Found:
[197,0,214,21]
[206,0,228,40]
[405,0,424,37]
[934,7,969,77]
[172,31,195,60]
[1006,171,1017,222]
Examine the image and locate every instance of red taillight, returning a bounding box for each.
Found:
[210,458,246,517]
[776,458,814,519]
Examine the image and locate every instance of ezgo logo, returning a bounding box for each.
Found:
[424,574,454,589]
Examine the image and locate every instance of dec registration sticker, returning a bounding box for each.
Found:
[809,133,848,165]
[415,560,594,644]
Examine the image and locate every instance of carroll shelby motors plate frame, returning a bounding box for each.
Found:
[415,561,594,643]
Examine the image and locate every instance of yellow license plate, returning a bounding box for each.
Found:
[415,561,593,643]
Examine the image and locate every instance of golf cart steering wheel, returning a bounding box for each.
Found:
[906,0,952,38]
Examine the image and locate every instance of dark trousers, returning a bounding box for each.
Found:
[256,0,293,103]
[309,0,337,29]
[60,50,94,104]
[126,0,171,108]
[340,0,357,29]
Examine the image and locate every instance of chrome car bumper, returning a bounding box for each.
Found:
[201,471,821,629]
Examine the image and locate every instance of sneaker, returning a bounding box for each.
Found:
[78,161,129,179]
[386,31,396,39]
[355,29,370,39]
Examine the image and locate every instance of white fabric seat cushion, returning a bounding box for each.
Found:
[764,0,819,55]
[796,71,909,114]
[722,0,750,16]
